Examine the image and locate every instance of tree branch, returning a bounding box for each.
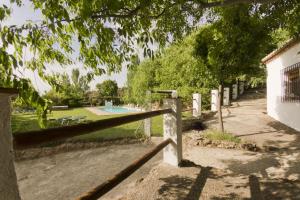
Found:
[7,0,278,31]
[195,0,278,8]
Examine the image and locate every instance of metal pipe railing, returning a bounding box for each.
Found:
[13,109,172,149]
[76,138,173,200]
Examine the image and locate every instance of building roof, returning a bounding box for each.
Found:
[262,37,300,64]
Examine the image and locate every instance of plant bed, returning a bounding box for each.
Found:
[184,129,259,152]
[182,117,205,132]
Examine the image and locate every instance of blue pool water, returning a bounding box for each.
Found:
[99,106,139,113]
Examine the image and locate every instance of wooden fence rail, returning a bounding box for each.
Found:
[1,87,183,200]
[13,108,173,149]
[76,138,173,200]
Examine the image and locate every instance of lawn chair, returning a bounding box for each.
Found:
[56,116,72,125]
[71,115,87,124]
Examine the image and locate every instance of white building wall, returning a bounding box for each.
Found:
[267,42,300,131]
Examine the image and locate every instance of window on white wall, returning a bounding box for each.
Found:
[281,62,300,102]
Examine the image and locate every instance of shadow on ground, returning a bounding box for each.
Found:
[157,160,212,200]
[261,178,300,200]
[216,120,300,200]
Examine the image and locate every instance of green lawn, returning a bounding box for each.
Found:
[12,108,193,142]
[203,129,241,143]
[11,108,165,142]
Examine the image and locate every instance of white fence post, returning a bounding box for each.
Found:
[232,84,238,100]
[144,91,152,137]
[163,98,182,167]
[223,87,230,106]
[211,90,218,111]
[239,81,245,95]
[192,93,201,117]
[0,92,21,200]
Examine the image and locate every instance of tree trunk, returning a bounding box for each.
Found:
[218,84,224,132]
[0,95,21,200]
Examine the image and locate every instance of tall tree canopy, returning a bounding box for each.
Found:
[1,0,300,122]
[194,5,271,85]
[96,80,118,98]
[2,0,298,88]
[125,31,217,108]
[43,68,91,107]
[194,4,275,131]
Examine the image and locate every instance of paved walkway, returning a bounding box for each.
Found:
[123,88,300,199]
[15,89,300,199]
[206,88,298,150]
[15,141,163,200]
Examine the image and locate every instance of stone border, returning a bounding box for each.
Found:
[14,137,146,161]
[184,131,260,152]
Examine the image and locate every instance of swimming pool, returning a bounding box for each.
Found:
[99,106,139,114]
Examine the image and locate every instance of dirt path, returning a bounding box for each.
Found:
[15,89,300,199]
[206,88,297,150]
[15,140,162,200]
[123,89,300,199]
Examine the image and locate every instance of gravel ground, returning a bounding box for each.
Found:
[15,140,163,200]
[15,89,300,199]
[122,162,251,200]
[122,89,300,199]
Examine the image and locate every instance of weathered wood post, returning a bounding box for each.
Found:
[144,90,152,137]
[163,96,182,167]
[223,87,230,106]
[211,90,218,111]
[0,89,21,200]
[193,93,201,117]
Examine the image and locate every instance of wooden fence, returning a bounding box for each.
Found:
[0,88,183,200]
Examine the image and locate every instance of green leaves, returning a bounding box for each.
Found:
[96,80,118,98]
[2,0,299,126]
[3,0,205,82]
[43,69,91,108]
[125,30,216,108]
[0,4,11,21]
[194,4,271,84]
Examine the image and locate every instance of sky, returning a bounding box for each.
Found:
[2,0,129,93]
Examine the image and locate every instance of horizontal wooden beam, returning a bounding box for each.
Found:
[0,87,18,95]
[150,90,173,94]
[13,109,172,149]
[76,138,172,200]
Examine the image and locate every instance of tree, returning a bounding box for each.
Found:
[44,68,91,107]
[156,31,217,107]
[125,30,217,108]
[194,4,271,132]
[1,0,299,124]
[86,91,99,106]
[96,80,118,98]
[258,0,300,37]
[126,59,160,105]
[71,68,80,86]
[0,0,280,97]
[70,68,90,97]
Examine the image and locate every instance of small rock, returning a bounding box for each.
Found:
[136,178,144,183]
[203,139,212,145]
